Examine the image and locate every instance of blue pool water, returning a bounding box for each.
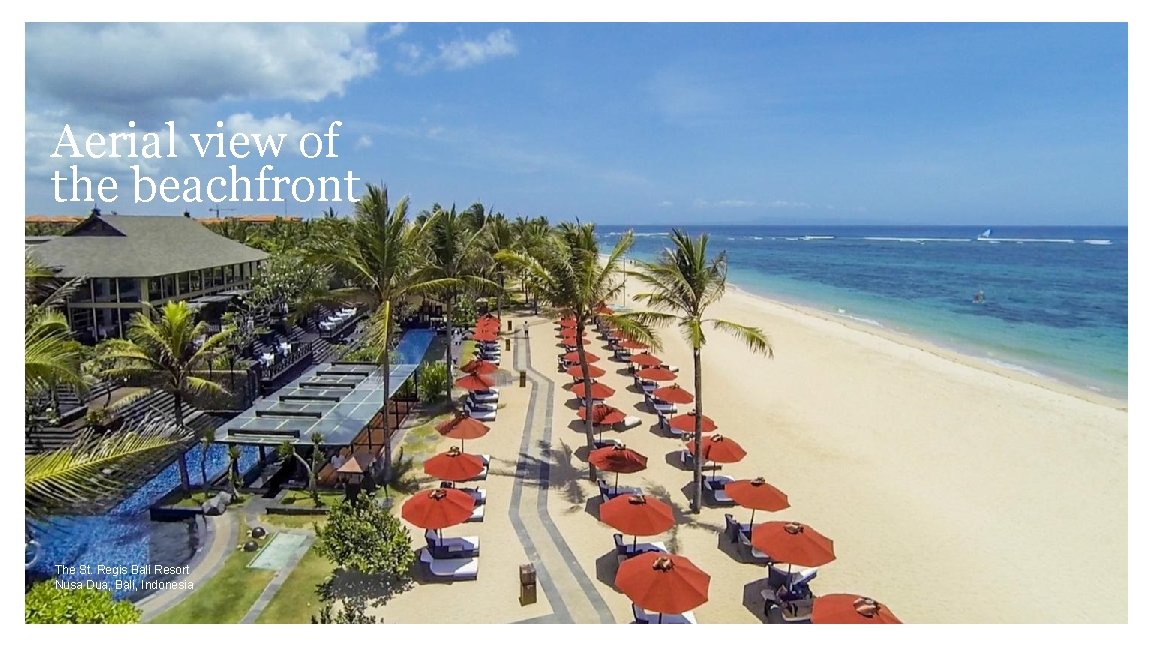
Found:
[394,328,437,365]
[603,225,1127,398]
[29,443,260,600]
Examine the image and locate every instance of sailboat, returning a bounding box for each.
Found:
[978,228,992,240]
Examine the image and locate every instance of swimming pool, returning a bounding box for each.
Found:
[393,328,437,365]
[28,443,260,600]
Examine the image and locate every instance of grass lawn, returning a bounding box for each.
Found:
[279,489,345,509]
[259,513,326,530]
[254,546,334,624]
[149,521,274,624]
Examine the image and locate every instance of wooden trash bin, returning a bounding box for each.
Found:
[519,370,527,388]
[519,563,537,604]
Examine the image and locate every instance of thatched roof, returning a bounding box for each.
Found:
[29,214,269,278]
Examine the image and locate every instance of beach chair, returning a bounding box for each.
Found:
[424,530,480,558]
[703,475,736,505]
[722,514,770,562]
[593,437,623,450]
[598,479,643,503]
[631,603,697,624]
[471,388,500,402]
[651,401,677,416]
[467,503,485,522]
[466,407,496,422]
[613,533,668,560]
[761,583,815,623]
[467,397,498,411]
[418,548,479,581]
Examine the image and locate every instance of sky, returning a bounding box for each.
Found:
[23,22,1128,226]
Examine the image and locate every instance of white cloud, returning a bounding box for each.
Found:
[394,28,518,75]
[658,200,674,207]
[769,200,812,209]
[717,199,756,208]
[222,112,330,155]
[355,134,373,150]
[26,23,377,122]
[383,23,407,40]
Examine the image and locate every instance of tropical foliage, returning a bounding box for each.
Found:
[415,361,449,404]
[25,580,141,624]
[313,500,414,577]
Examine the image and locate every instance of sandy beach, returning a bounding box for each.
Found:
[378,282,1127,623]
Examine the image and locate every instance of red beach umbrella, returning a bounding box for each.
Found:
[577,403,627,426]
[477,313,499,322]
[472,331,498,343]
[401,487,475,532]
[812,594,902,624]
[725,477,789,528]
[560,336,590,346]
[460,358,499,375]
[567,363,606,379]
[636,367,678,382]
[617,339,647,350]
[686,434,747,464]
[600,494,674,550]
[423,447,487,482]
[750,521,836,568]
[595,302,614,315]
[653,384,694,404]
[569,380,615,401]
[454,371,495,392]
[629,352,663,367]
[588,443,647,489]
[435,414,490,451]
[558,317,577,326]
[616,553,710,620]
[562,350,600,364]
[666,412,717,433]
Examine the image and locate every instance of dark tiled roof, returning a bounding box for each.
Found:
[29,214,269,278]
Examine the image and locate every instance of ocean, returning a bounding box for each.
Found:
[598,225,1128,400]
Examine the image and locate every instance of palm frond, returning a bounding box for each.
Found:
[706,318,773,357]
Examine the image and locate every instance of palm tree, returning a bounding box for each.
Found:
[25,255,85,396]
[26,419,191,522]
[498,223,658,478]
[103,301,233,494]
[479,215,517,325]
[630,230,773,513]
[307,184,437,486]
[277,431,324,505]
[420,205,499,400]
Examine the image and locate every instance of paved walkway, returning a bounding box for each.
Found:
[508,320,614,624]
[137,511,238,622]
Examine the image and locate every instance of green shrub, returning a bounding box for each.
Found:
[25,580,140,624]
[313,501,414,577]
[416,362,449,403]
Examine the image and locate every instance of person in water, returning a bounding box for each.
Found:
[973,290,985,304]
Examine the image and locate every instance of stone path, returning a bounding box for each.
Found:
[507,320,614,624]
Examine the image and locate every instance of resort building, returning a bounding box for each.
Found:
[28,211,269,340]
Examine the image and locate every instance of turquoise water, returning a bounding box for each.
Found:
[603,225,1127,399]
[394,328,437,364]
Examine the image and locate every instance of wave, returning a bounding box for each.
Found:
[863,236,972,243]
[977,237,1075,244]
[835,308,883,328]
[802,235,835,240]
[1082,239,1113,245]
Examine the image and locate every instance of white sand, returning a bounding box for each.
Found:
[379,283,1125,623]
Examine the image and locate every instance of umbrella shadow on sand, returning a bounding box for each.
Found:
[594,549,623,591]
[741,579,773,623]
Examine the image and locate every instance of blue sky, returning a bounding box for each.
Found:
[24,22,1128,225]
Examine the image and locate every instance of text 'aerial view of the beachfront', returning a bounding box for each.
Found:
[22,22,1127,625]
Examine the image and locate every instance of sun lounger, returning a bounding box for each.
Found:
[424,530,481,558]
[598,478,643,503]
[615,416,642,431]
[638,380,657,394]
[467,503,485,522]
[703,475,735,505]
[466,407,496,422]
[467,397,498,411]
[613,533,668,559]
[419,548,479,580]
[651,401,677,415]
[767,565,819,590]
[631,604,697,624]
[724,514,770,562]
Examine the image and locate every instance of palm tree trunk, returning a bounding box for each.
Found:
[577,320,598,481]
[691,346,704,514]
[379,300,394,492]
[444,293,455,402]
[173,391,191,494]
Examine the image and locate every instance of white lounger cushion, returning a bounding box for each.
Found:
[419,548,479,579]
[465,488,486,504]
[467,399,498,411]
[467,504,485,522]
[616,416,642,430]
